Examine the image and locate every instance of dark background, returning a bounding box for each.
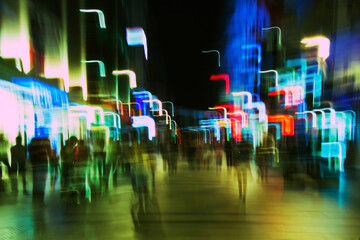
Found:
[147,1,228,110]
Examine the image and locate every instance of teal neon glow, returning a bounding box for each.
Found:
[335,113,346,142]
[312,109,326,129]
[321,142,346,172]
[201,50,221,67]
[200,120,221,142]
[342,110,356,140]
[104,112,121,128]
[132,116,156,140]
[81,60,106,77]
[79,9,106,29]
[306,65,323,107]
[286,58,307,81]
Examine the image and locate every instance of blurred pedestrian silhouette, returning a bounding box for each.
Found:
[215,142,223,174]
[28,137,51,204]
[49,147,59,192]
[61,138,76,189]
[224,139,234,171]
[74,139,90,197]
[0,132,10,182]
[10,135,28,194]
[92,137,107,190]
[234,140,252,203]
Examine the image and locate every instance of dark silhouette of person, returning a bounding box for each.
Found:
[224,139,234,170]
[49,148,59,192]
[0,132,10,182]
[74,139,90,197]
[28,137,51,204]
[60,139,76,189]
[10,135,28,194]
[215,142,223,174]
[93,138,107,190]
[234,141,252,203]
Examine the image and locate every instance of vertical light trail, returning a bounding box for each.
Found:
[225,0,269,93]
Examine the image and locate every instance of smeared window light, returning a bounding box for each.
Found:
[126,27,148,60]
[132,116,156,140]
[301,36,330,60]
[296,111,318,128]
[144,99,163,116]
[232,91,253,108]
[104,112,121,128]
[321,142,346,172]
[210,74,230,94]
[268,115,294,136]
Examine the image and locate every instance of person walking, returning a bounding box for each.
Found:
[0,132,10,182]
[49,148,59,192]
[234,140,252,203]
[28,137,51,204]
[10,135,28,194]
[60,139,76,189]
[224,139,234,171]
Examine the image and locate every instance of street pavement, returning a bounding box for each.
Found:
[0,152,360,240]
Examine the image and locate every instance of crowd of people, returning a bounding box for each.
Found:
[0,131,275,206]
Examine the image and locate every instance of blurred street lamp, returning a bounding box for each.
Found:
[162,101,174,117]
[126,27,148,60]
[301,36,330,60]
[259,70,278,86]
[262,26,282,47]
[113,70,137,117]
[202,50,221,67]
[81,60,106,77]
[79,9,106,28]
[144,99,163,116]
[208,107,227,121]
[112,70,137,88]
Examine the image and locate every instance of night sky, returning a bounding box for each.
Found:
[147,1,228,110]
